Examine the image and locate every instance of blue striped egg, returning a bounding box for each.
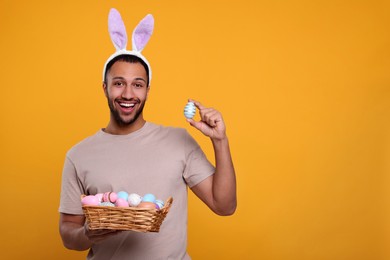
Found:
[184,102,196,119]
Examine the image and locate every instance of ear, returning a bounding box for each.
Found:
[102,82,108,97]
[146,86,150,100]
[132,14,154,52]
[108,8,128,50]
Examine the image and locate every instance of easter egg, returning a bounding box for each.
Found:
[103,192,118,203]
[95,193,103,202]
[99,202,115,207]
[115,198,129,207]
[142,193,156,203]
[137,202,158,209]
[128,193,142,207]
[81,195,99,206]
[155,199,164,209]
[117,191,129,201]
[184,101,196,119]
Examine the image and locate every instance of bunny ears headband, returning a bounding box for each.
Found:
[103,8,154,86]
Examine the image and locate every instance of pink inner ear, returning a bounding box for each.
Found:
[133,14,154,52]
[108,8,128,50]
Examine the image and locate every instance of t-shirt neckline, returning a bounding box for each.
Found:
[98,122,152,140]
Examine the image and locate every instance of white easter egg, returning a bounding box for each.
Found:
[128,193,142,207]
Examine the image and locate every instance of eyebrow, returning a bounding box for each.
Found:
[111,77,147,83]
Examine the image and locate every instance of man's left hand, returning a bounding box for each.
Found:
[186,99,227,141]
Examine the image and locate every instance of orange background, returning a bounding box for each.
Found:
[0,0,389,259]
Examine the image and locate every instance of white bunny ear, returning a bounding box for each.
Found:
[108,8,128,50]
[132,14,154,52]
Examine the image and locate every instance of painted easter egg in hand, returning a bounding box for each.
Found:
[184,101,196,119]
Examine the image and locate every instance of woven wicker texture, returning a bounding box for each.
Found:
[82,197,173,232]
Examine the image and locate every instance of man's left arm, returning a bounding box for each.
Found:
[187,99,237,216]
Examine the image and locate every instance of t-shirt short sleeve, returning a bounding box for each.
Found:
[58,155,85,215]
[182,131,215,188]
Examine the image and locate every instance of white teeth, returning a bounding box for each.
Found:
[120,103,135,108]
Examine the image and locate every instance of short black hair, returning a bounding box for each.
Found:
[104,54,149,86]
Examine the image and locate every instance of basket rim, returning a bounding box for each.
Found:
[82,196,173,211]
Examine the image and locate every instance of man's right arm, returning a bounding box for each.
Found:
[59,213,92,251]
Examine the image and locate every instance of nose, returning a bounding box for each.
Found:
[121,85,134,99]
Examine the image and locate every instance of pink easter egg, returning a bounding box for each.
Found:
[115,198,129,207]
[103,192,118,203]
[95,193,103,202]
[81,195,99,206]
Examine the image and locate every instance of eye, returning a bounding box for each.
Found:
[134,82,144,88]
[113,81,124,87]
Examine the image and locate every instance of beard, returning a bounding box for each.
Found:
[107,97,146,127]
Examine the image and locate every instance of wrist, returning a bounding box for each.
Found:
[211,136,229,147]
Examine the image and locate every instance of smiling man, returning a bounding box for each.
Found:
[104,55,150,135]
[58,9,237,260]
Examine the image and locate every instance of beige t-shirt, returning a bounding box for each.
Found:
[59,122,215,260]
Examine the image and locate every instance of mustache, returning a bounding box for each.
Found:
[115,97,141,103]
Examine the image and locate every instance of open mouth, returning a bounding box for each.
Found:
[117,101,137,113]
[119,102,135,108]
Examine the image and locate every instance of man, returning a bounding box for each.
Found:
[59,9,236,260]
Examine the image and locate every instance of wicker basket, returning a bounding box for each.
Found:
[82,197,173,232]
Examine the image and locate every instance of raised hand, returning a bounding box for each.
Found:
[186,99,227,141]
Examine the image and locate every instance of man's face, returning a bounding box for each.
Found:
[104,61,149,127]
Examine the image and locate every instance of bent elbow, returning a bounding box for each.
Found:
[222,205,237,216]
[215,202,237,216]
[61,239,89,251]
[59,226,90,251]
[62,240,74,250]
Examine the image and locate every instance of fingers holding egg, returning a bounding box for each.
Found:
[201,109,221,127]
[189,100,223,128]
